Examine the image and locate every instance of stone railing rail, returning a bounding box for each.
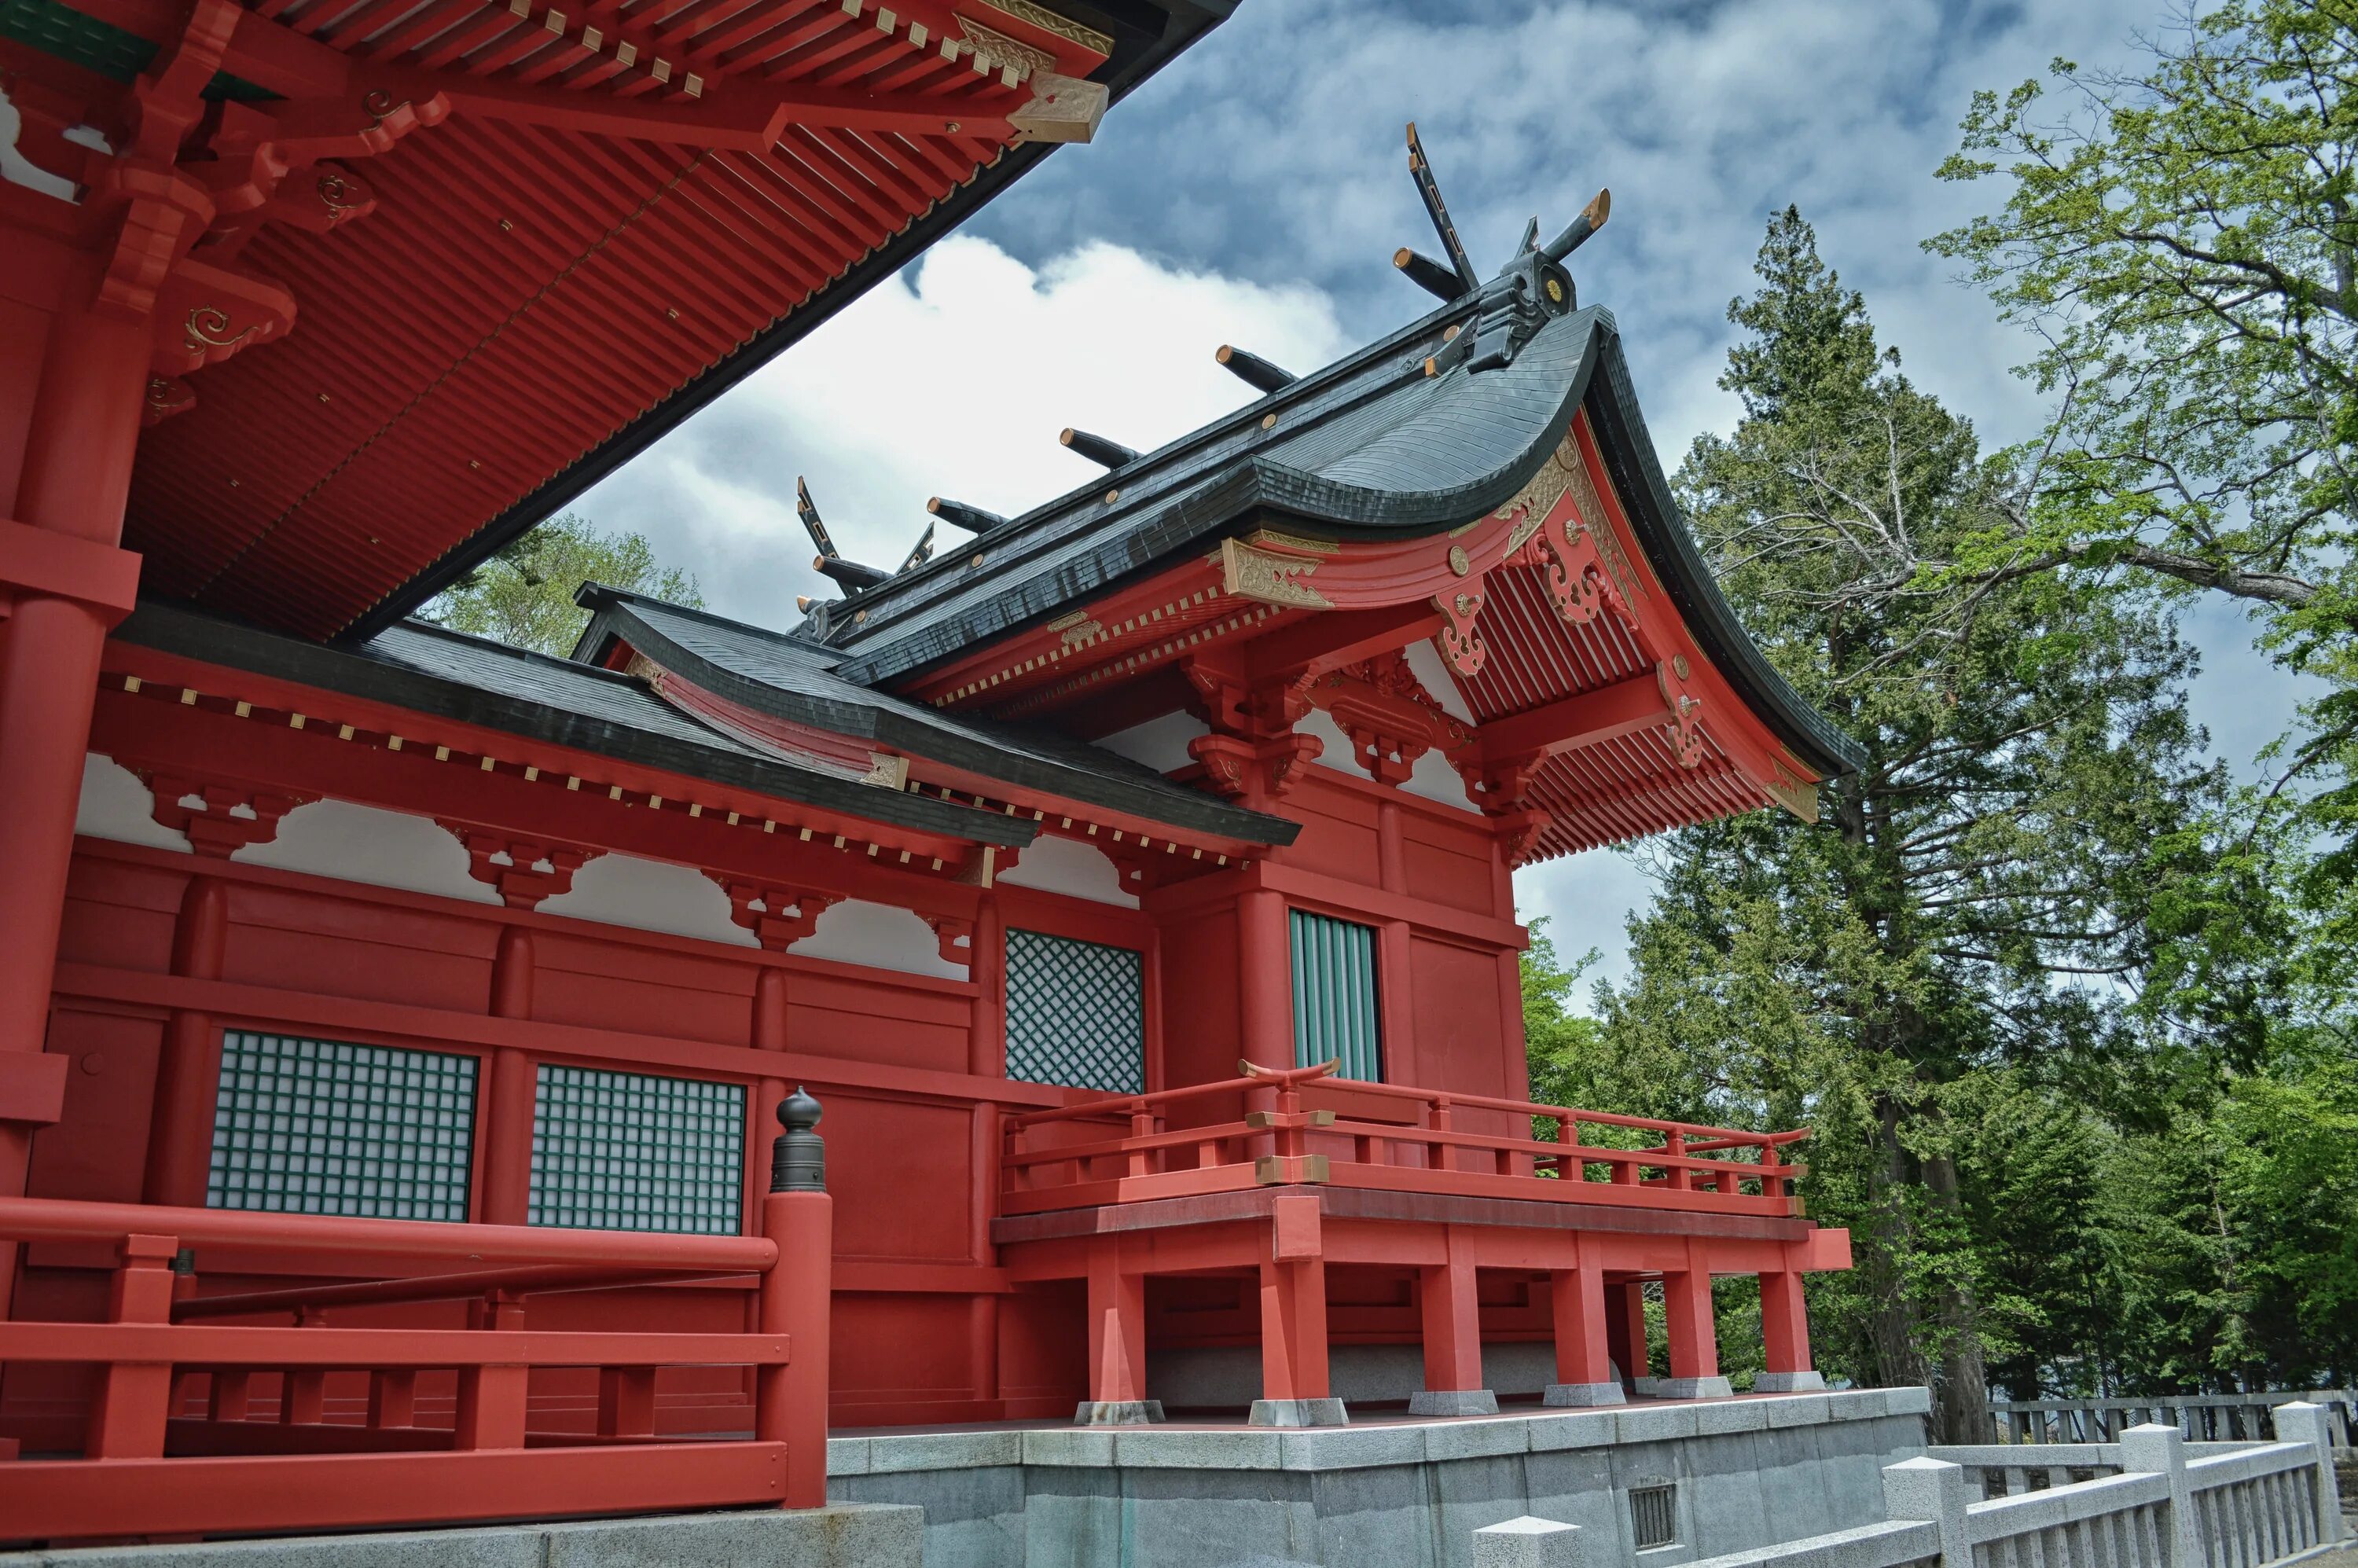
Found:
[1500,1405,2348,1568]
[1993,1392,2355,1447]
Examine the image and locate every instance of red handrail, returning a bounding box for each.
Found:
[1007,1059,1338,1129]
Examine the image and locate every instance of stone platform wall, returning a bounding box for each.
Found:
[828,1386,1933,1568]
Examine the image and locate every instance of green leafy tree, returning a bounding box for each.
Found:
[1590,210,2221,1439]
[424,512,702,657]
[1929,4,2358,1019]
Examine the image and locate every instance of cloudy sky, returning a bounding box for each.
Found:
[577,0,2296,999]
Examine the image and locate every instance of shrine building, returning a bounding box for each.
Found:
[0,0,1875,1548]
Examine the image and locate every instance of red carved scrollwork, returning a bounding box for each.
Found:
[1530,513,1624,628]
[1658,657,1706,768]
[712,880,840,951]
[1432,582,1488,677]
[145,773,309,857]
[443,825,593,909]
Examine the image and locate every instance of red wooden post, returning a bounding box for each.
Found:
[1664,1130,1689,1191]
[87,1232,178,1458]
[281,1306,329,1424]
[480,928,538,1226]
[1603,1278,1647,1387]
[1255,1194,1335,1423]
[599,1368,659,1438]
[1662,1239,1723,1392]
[1412,1226,1493,1413]
[455,1289,529,1449]
[1430,1096,1456,1173]
[367,1370,416,1428]
[143,877,230,1207]
[1545,1234,1622,1405]
[1083,1239,1148,1411]
[1757,1265,1820,1390]
[757,1088,834,1509]
[210,1369,253,1422]
[1236,889,1292,1152]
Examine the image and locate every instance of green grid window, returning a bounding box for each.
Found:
[1291,910,1382,1081]
[207,1031,477,1221]
[529,1065,745,1234]
[1005,928,1144,1094]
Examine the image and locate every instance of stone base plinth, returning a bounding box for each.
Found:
[1543,1381,1628,1407]
[1754,1371,1828,1393]
[1250,1397,1350,1428]
[1409,1389,1500,1417]
[1636,1376,1735,1400]
[1074,1399,1165,1427]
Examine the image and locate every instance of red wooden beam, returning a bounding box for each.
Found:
[1478,669,1669,765]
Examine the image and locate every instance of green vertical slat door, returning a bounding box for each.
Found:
[1289,910,1381,1081]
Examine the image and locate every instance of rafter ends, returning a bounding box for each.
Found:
[1221,538,1332,610]
[1008,72,1106,144]
[952,14,1056,83]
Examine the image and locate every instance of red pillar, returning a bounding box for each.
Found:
[1544,1234,1625,1405]
[1661,1239,1729,1396]
[1603,1277,1647,1390]
[1756,1263,1824,1392]
[968,890,1005,1078]
[143,876,230,1206]
[1252,1193,1340,1425]
[757,1184,832,1507]
[1236,887,1292,1074]
[479,927,538,1225]
[0,261,152,1314]
[1079,1238,1154,1423]
[1411,1225,1495,1415]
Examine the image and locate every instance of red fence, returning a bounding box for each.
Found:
[1002,1061,1808,1217]
[0,1117,832,1546]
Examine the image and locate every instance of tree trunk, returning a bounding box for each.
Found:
[1923,1149,1994,1442]
[1862,1096,1933,1395]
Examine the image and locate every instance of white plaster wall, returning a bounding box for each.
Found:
[1403,637,1478,722]
[73,753,192,852]
[1295,707,1362,781]
[237,799,500,905]
[538,851,751,944]
[787,898,966,980]
[1400,745,1480,813]
[1096,710,1208,776]
[995,835,1140,908]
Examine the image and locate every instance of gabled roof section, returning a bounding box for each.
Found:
[574,586,1301,846]
[803,301,1864,780]
[113,601,1034,848]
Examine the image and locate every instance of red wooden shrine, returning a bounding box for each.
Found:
[0,5,1868,1541]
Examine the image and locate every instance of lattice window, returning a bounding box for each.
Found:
[1290,909,1382,1081]
[1630,1484,1678,1550]
[528,1064,745,1234]
[208,1030,477,1221]
[1005,928,1144,1094]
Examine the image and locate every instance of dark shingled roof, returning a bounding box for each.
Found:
[795,301,1864,779]
[575,588,1302,845]
[115,602,1036,848]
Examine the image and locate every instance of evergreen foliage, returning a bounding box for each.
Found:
[423,512,702,658]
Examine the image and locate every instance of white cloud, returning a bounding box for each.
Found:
[578,237,1351,630]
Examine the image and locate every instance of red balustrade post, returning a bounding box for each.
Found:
[1660,1238,1729,1397]
[598,1368,658,1438]
[280,1305,328,1424]
[1128,1107,1156,1177]
[368,1370,416,1429]
[86,1232,178,1458]
[1544,1233,1624,1406]
[1251,1194,1342,1427]
[454,1288,528,1449]
[1410,1225,1495,1416]
[1664,1131,1689,1191]
[1430,1097,1456,1173]
[758,1088,834,1508]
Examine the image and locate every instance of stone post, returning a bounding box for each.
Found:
[1881,1456,1968,1568]
[2121,1422,2198,1568]
[1473,1516,1585,1568]
[2273,1402,2346,1544]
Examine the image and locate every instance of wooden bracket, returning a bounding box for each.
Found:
[713,879,839,950]
[443,825,593,909]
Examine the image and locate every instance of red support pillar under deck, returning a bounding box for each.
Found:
[1662,1238,1722,1387]
[1258,1195,1330,1406]
[1417,1225,1485,1397]
[1085,1240,1147,1409]
[1604,1278,1647,1388]
[1761,1265,1813,1376]
[1548,1235,1617,1397]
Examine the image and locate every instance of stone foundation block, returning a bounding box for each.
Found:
[1073,1398,1165,1427]
[1473,1515,1586,1567]
[1409,1389,1500,1417]
[1543,1383,1627,1408]
[1250,1397,1350,1428]
[1638,1376,1734,1400]
[1754,1372,1828,1393]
